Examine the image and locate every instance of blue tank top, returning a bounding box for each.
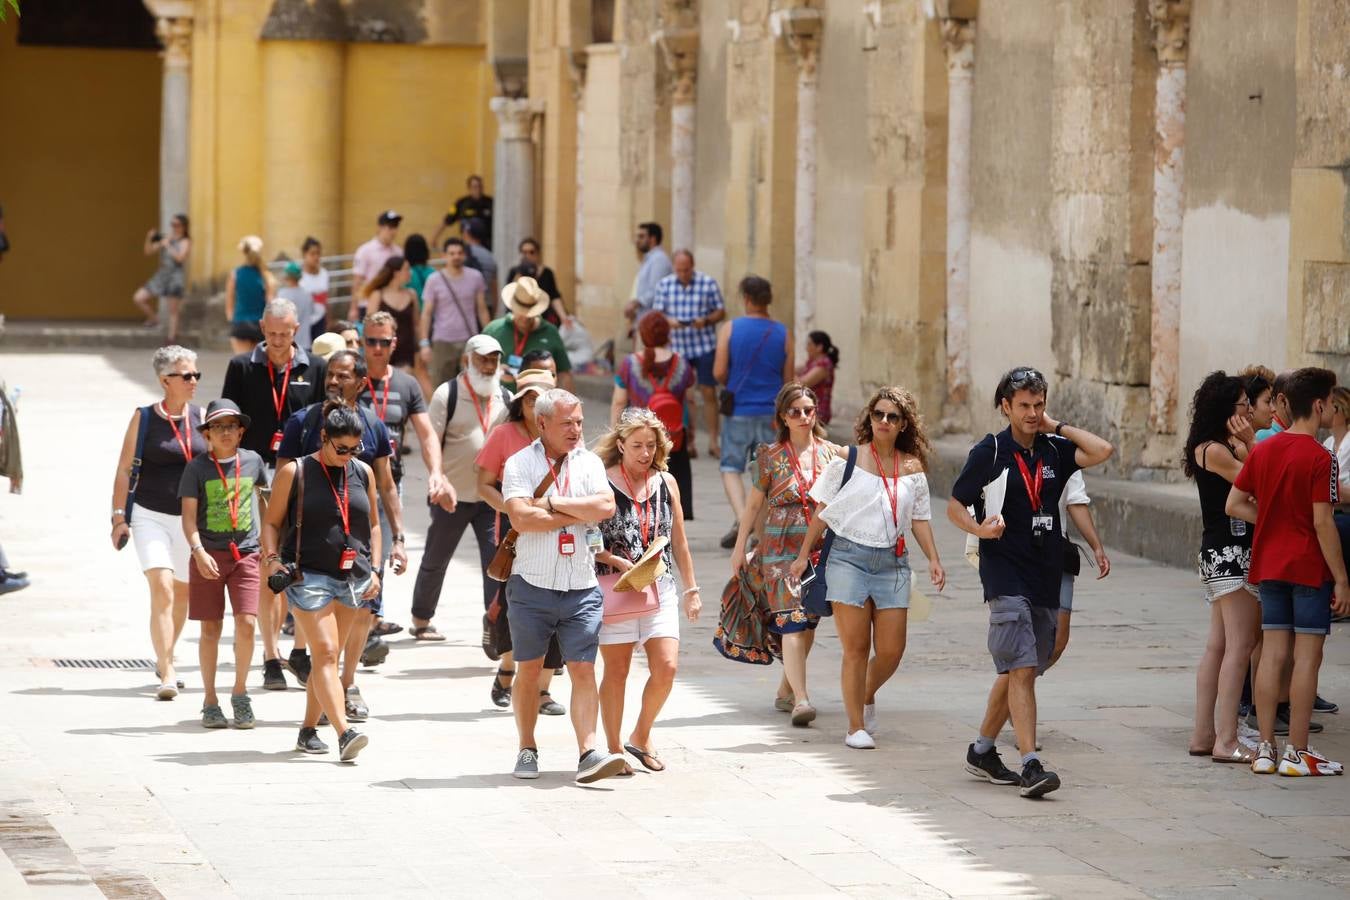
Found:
[233,266,267,323]
[727,317,786,416]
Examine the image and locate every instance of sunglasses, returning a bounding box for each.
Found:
[329,441,364,456]
[785,406,817,419]
[166,372,203,382]
[1006,367,1045,387]
[870,410,903,425]
[365,337,393,348]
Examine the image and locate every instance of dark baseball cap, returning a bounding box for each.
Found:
[377,209,403,226]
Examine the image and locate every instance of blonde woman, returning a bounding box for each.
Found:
[593,408,700,772]
[225,235,276,325]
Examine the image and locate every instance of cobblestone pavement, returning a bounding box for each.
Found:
[1,350,1348,899]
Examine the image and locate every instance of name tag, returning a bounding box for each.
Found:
[229,541,242,562]
[507,354,523,370]
[558,532,576,556]
[1031,515,1054,537]
[339,548,357,571]
[895,534,907,558]
[271,430,283,452]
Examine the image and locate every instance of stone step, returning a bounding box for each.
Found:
[0,319,167,351]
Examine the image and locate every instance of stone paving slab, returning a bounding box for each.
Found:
[0,350,1348,898]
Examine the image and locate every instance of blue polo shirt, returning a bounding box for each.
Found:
[276,402,393,470]
[950,428,1082,608]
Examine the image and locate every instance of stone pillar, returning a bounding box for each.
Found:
[1148,0,1190,434]
[147,3,193,239]
[491,97,536,269]
[655,18,699,253]
[941,16,975,428]
[774,5,823,348]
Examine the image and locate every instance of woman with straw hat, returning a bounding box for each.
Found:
[593,407,700,773]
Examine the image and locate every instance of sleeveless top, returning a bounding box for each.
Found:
[727,317,787,416]
[1195,442,1251,550]
[137,404,208,516]
[283,456,374,580]
[233,265,267,323]
[386,295,418,368]
[157,237,185,274]
[596,474,675,576]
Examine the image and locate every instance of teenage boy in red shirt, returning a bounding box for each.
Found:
[1227,367,1350,777]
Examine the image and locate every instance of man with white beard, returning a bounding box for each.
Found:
[410,334,513,639]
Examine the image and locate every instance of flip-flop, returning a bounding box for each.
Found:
[410,626,446,641]
[624,742,666,772]
[1211,746,1257,764]
[1187,749,1211,757]
[373,620,404,637]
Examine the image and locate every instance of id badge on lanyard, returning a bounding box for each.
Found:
[558,532,576,556]
[339,547,357,571]
[271,430,283,452]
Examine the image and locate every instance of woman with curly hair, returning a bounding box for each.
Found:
[714,383,837,726]
[790,386,946,749]
[1183,371,1259,762]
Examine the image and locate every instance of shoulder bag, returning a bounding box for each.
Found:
[124,404,155,524]
[438,270,481,334]
[717,322,776,416]
[803,445,858,617]
[486,468,557,582]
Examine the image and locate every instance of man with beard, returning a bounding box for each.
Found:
[409,334,512,639]
[276,350,408,722]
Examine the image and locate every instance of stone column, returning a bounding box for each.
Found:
[1147,0,1190,434]
[147,3,193,237]
[490,97,535,268]
[774,5,823,348]
[655,22,699,252]
[941,17,975,428]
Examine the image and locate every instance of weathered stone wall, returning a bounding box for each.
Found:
[1179,0,1294,405]
[693,0,730,287]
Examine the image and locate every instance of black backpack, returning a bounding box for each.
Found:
[440,376,513,447]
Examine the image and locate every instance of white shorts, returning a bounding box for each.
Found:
[599,576,681,646]
[131,506,191,583]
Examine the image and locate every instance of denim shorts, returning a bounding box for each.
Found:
[285,569,372,613]
[1260,579,1333,635]
[987,595,1057,674]
[689,352,717,387]
[823,536,912,610]
[720,414,776,473]
[505,575,603,664]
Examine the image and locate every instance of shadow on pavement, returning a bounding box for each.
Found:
[382,666,495,681]
[67,720,294,737]
[150,749,310,766]
[371,775,614,792]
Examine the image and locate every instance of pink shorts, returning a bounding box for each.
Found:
[188,549,261,621]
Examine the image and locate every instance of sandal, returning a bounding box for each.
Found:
[791,701,817,727]
[1212,745,1257,764]
[372,619,403,637]
[410,625,446,641]
[624,742,665,772]
[491,668,514,708]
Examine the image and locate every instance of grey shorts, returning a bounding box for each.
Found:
[505,575,603,664]
[987,595,1057,675]
[1059,573,1074,612]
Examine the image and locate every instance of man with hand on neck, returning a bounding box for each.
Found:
[501,389,624,783]
[948,366,1113,799]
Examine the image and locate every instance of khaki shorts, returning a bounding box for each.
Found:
[987,595,1057,675]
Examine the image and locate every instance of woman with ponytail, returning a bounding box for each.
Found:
[798,331,840,425]
[225,235,276,325]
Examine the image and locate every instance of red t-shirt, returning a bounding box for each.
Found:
[475,421,534,481]
[1234,430,1339,586]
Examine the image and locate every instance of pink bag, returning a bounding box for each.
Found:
[599,573,660,624]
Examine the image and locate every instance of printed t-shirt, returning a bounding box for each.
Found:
[178,449,270,553]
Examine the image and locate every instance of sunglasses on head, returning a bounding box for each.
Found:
[785,406,816,419]
[1007,367,1045,387]
[365,337,393,348]
[166,372,203,382]
[328,440,363,456]
[870,410,903,425]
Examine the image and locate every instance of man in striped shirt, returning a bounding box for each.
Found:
[653,250,726,456]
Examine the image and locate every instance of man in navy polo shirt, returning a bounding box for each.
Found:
[948,366,1113,798]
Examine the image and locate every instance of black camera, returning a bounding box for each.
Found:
[267,562,301,594]
[151,232,164,243]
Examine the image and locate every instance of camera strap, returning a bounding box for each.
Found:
[293,457,305,569]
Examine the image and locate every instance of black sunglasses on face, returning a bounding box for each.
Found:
[785,406,816,419]
[870,410,902,425]
[166,372,203,382]
[329,440,363,456]
[365,337,393,348]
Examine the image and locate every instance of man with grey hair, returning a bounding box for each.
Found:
[221,297,327,691]
[501,389,625,782]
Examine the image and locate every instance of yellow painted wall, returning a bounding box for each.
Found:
[0,20,160,320]
[340,43,496,253]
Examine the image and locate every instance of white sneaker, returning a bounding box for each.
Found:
[863,704,877,734]
[1277,744,1344,777]
[844,729,876,750]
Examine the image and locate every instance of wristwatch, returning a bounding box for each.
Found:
[1054,421,1068,436]
[111,508,126,521]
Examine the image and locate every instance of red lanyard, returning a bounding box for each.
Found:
[870,444,900,530]
[783,440,819,521]
[210,454,242,532]
[462,373,491,434]
[267,358,293,423]
[318,460,351,535]
[620,465,654,546]
[546,453,571,498]
[365,374,390,421]
[159,403,194,461]
[1014,449,1044,512]
[513,326,529,358]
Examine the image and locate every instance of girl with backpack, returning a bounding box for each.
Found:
[611,312,697,519]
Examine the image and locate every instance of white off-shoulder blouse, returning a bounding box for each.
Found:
[809,456,931,548]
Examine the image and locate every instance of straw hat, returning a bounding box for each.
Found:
[614,536,669,592]
[238,235,263,254]
[310,332,347,360]
[510,367,556,400]
[501,276,551,318]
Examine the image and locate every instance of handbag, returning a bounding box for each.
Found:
[803,445,858,617]
[486,469,558,582]
[599,573,661,623]
[717,322,776,416]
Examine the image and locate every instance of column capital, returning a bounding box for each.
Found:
[653,28,700,104]
[939,17,976,68]
[1148,0,1191,65]
[771,4,823,79]
[490,96,535,141]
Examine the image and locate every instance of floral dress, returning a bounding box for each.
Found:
[714,440,836,665]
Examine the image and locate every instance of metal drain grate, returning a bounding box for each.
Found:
[49,658,156,670]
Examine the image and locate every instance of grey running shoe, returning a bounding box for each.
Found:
[201,704,228,729]
[345,685,369,722]
[338,728,368,762]
[230,694,255,729]
[296,727,328,754]
[513,748,541,779]
[577,749,627,784]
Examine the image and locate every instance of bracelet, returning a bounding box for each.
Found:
[419,339,431,348]
[547,496,556,513]
[111,507,126,519]
[264,553,281,563]
[682,586,701,596]
[190,545,204,554]
[1054,421,1068,436]
[393,535,406,543]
